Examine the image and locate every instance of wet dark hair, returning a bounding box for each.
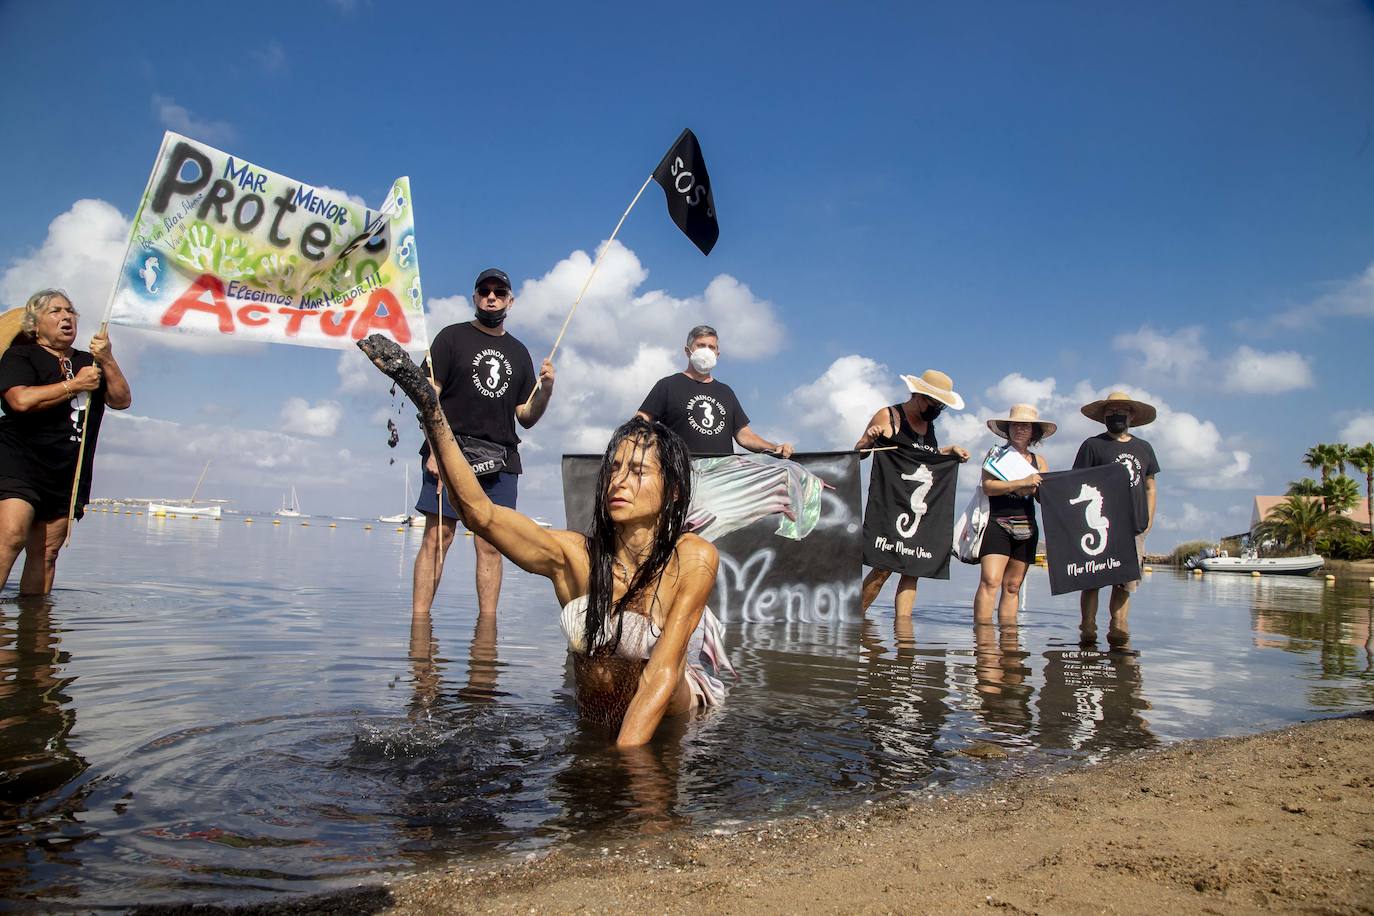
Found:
[583,417,692,657]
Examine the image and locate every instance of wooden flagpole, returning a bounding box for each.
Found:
[65,134,173,547]
[520,173,656,411]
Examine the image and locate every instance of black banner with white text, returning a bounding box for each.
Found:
[1040,465,1140,595]
[861,448,960,579]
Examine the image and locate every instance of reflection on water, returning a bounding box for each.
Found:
[1,513,1372,906]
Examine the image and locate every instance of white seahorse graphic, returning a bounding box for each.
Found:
[1069,483,1109,556]
[700,402,716,429]
[138,256,160,293]
[484,356,502,389]
[895,464,934,539]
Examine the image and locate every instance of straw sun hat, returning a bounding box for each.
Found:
[1080,390,1157,427]
[900,369,964,410]
[987,404,1057,439]
[0,308,29,354]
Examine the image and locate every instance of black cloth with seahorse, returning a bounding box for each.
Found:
[862,441,960,579]
[1039,464,1140,595]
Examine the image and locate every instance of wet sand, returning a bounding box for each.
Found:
[384,712,1374,915]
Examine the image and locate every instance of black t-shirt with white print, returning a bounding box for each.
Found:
[422,322,535,474]
[1072,433,1160,535]
[0,342,108,503]
[639,373,748,457]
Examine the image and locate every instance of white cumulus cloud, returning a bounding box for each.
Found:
[1,199,129,314]
[1221,346,1313,394]
[1340,412,1374,444]
[514,240,785,363]
[1112,325,1208,379]
[787,355,899,449]
[279,397,343,437]
[152,95,235,144]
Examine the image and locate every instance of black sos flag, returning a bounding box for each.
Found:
[1039,465,1140,596]
[652,129,719,256]
[862,448,960,579]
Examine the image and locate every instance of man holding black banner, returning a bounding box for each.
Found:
[636,325,793,459]
[413,268,555,619]
[1072,391,1159,648]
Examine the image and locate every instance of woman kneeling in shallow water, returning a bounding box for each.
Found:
[359,335,729,746]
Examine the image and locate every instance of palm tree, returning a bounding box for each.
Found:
[1348,442,1374,533]
[1329,443,1351,479]
[1254,494,1356,551]
[1321,475,1361,515]
[1303,444,1336,488]
[1286,478,1322,497]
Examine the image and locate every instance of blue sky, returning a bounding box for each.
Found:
[2,0,1372,543]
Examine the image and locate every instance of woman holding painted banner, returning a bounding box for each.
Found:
[972,404,1053,625]
[854,369,970,617]
[357,334,731,747]
[0,290,132,594]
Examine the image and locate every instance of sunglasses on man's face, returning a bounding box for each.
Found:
[476,287,510,299]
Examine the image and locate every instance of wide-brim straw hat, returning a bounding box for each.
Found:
[900,369,964,410]
[1081,390,1157,427]
[0,308,29,354]
[987,403,1057,439]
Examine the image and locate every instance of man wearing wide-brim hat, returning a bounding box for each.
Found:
[1072,391,1160,649]
[854,369,971,617]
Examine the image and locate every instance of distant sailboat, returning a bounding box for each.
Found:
[148,460,223,519]
[274,486,303,518]
[376,469,412,527]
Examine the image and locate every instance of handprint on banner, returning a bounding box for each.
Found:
[409,275,423,306]
[326,258,353,292]
[254,253,299,294]
[216,237,251,279]
[177,224,219,273]
[397,234,416,268]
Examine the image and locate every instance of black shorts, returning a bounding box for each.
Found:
[0,474,79,521]
[980,517,1038,564]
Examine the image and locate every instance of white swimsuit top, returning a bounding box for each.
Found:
[559,596,734,707]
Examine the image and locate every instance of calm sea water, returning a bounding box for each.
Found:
[1,510,1370,908]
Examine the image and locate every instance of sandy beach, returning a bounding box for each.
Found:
[381,712,1374,915]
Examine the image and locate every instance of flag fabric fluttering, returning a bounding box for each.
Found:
[108,132,426,350]
[651,128,719,256]
[1039,465,1141,595]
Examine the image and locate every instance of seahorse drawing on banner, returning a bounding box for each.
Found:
[895,464,933,539]
[1069,483,1109,556]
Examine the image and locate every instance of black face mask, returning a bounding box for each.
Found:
[1105,413,1130,434]
[475,307,507,328]
[920,402,944,423]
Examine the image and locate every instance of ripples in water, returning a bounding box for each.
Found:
[1,512,1371,906]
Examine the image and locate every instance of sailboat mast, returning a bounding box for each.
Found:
[190,461,211,502]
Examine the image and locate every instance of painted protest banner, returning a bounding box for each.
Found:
[861,448,960,579]
[1039,465,1140,595]
[562,452,864,623]
[109,132,426,350]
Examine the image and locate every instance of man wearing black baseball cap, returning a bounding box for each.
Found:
[413,267,555,620]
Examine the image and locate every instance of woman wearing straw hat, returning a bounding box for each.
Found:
[854,369,970,616]
[1072,391,1159,650]
[973,405,1054,625]
[0,290,131,594]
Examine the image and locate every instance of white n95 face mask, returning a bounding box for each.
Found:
[689,348,717,373]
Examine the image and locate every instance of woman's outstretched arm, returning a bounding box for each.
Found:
[616,535,719,747]
[357,335,576,581]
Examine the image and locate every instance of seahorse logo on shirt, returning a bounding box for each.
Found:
[895,464,933,538]
[470,349,513,399]
[1069,483,1109,556]
[686,394,727,436]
